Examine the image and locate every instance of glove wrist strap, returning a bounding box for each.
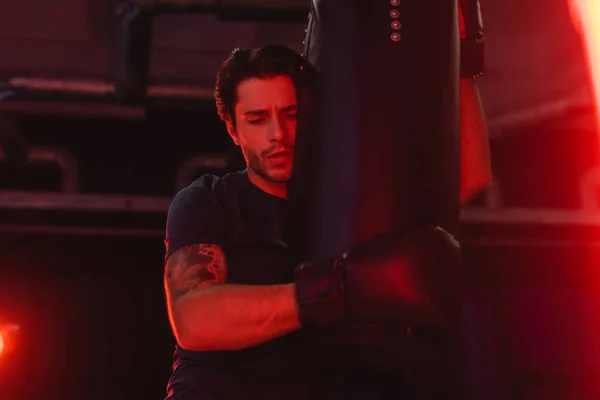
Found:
[294,258,345,326]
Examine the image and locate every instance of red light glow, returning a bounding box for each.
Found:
[570,0,600,131]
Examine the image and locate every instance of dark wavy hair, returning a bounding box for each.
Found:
[214,45,304,126]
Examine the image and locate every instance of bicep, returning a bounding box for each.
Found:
[164,243,228,303]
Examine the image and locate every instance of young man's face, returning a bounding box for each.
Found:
[227,75,297,184]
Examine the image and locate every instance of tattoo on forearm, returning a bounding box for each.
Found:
[165,244,227,300]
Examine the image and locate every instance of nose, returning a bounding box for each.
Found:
[269,116,285,142]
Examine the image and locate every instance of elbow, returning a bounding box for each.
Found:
[170,313,194,350]
[177,334,206,352]
[174,322,241,352]
[169,300,211,351]
[172,318,212,352]
[170,297,237,352]
[172,322,199,351]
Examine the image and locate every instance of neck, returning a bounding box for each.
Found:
[247,169,288,199]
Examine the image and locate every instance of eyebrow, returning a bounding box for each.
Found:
[242,104,298,116]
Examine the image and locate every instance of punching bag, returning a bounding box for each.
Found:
[286,0,482,398]
[288,0,461,263]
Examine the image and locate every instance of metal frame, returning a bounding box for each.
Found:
[460,207,600,226]
[0,190,171,213]
[0,146,79,193]
[485,90,593,137]
[8,77,215,99]
[0,99,145,120]
[130,0,309,17]
[0,225,164,237]
[114,0,309,102]
[0,202,597,238]
[2,189,600,225]
[4,77,215,117]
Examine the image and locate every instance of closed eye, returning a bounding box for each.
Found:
[248,118,266,125]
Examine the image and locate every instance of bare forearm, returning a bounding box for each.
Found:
[169,283,301,351]
[459,78,492,205]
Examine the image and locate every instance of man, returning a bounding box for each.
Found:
[163,39,489,398]
[163,46,340,399]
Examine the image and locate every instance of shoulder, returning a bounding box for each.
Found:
[165,171,249,258]
[169,171,248,213]
[169,174,220,211]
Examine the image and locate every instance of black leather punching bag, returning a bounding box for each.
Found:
[288,0,461,263]
[286,1,467,397]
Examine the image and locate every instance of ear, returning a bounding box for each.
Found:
[225,119,240,146]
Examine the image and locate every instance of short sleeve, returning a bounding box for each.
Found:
[164,175,228,261]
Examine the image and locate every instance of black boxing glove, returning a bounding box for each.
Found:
[293,226,463,330]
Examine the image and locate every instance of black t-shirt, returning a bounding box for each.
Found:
[163,171,340,400]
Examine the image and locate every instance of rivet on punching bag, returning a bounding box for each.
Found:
[288,0,461,262]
